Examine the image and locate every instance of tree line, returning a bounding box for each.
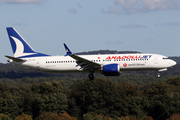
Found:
[1,77,180,119]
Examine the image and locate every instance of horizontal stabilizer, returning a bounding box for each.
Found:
[5,55,27,62]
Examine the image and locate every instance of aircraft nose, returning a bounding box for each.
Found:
[171,60,176,66]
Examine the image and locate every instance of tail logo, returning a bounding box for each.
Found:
[66,48,69,52]
[10,36,35,57]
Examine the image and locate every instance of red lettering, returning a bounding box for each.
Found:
[130,56,134,59]
[106,56,111,59]
[126,56,132,59]
[122,56,126,59]
[135,55,141,59]
[112,56,117,59]
[116,56,121,59]
[106,55,142,60]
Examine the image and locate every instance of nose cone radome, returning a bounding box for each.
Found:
[171,60,177,67]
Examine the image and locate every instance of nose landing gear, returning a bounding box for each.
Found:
[157,72,161,78]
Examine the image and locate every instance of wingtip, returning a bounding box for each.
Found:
[6,27,13,30]
[63,43,72,56]
[63,43,68,48]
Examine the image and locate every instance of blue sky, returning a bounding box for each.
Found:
[0,0,180,63]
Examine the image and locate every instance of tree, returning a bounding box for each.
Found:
[0,93,19,119]
[59,112,78,120]
[167,113,180,120]
[15,113,33,120]
[0,113,12,120]
[31,82,68,118]
[68,78,117,118]
[68,78,146,119]
[120,116,138,120]
[35,112,61,120]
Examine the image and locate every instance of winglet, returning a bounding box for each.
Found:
[64,43,72,56]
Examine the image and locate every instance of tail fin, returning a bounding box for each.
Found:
[6,27,49,58]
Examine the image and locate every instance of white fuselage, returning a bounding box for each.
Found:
[11,53,176,73]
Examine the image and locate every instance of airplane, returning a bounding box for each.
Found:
[5,27,176,80]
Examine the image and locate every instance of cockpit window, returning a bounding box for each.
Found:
[163,58,168,60]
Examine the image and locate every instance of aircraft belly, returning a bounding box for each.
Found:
[22,62,37,68]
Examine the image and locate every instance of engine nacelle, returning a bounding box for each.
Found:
[102,64,120,76]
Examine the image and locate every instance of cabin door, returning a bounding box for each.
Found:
[37,59,40,69]
[154,58,158,64]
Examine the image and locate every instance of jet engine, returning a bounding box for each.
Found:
[102,64,120,76]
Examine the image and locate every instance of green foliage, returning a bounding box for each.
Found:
[68,78,118,117]
[32,92,67,117]
[0,81,68,119]
[31,82,68,118]
[31,81,63,94]
[0,113,12,120]
[2,76,180,119]
[68,78,146,119]
[83,113,94,120]
[68,77,180,120]
[166,77,180,86]
[143,82,170,98]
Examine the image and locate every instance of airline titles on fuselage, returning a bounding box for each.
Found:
[105,55,152,60]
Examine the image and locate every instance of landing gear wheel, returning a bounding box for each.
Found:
[88,74,94,80]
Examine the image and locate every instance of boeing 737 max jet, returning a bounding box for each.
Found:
[5,27,176,80]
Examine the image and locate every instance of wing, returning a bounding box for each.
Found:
[5,55,27,62]
[63,43,101,71]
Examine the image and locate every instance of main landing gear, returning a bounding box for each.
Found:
[88,69,94,80]
[88,73,94,80]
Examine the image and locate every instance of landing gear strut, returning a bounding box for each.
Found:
[88,73,94,80]
[157,72,161,78]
